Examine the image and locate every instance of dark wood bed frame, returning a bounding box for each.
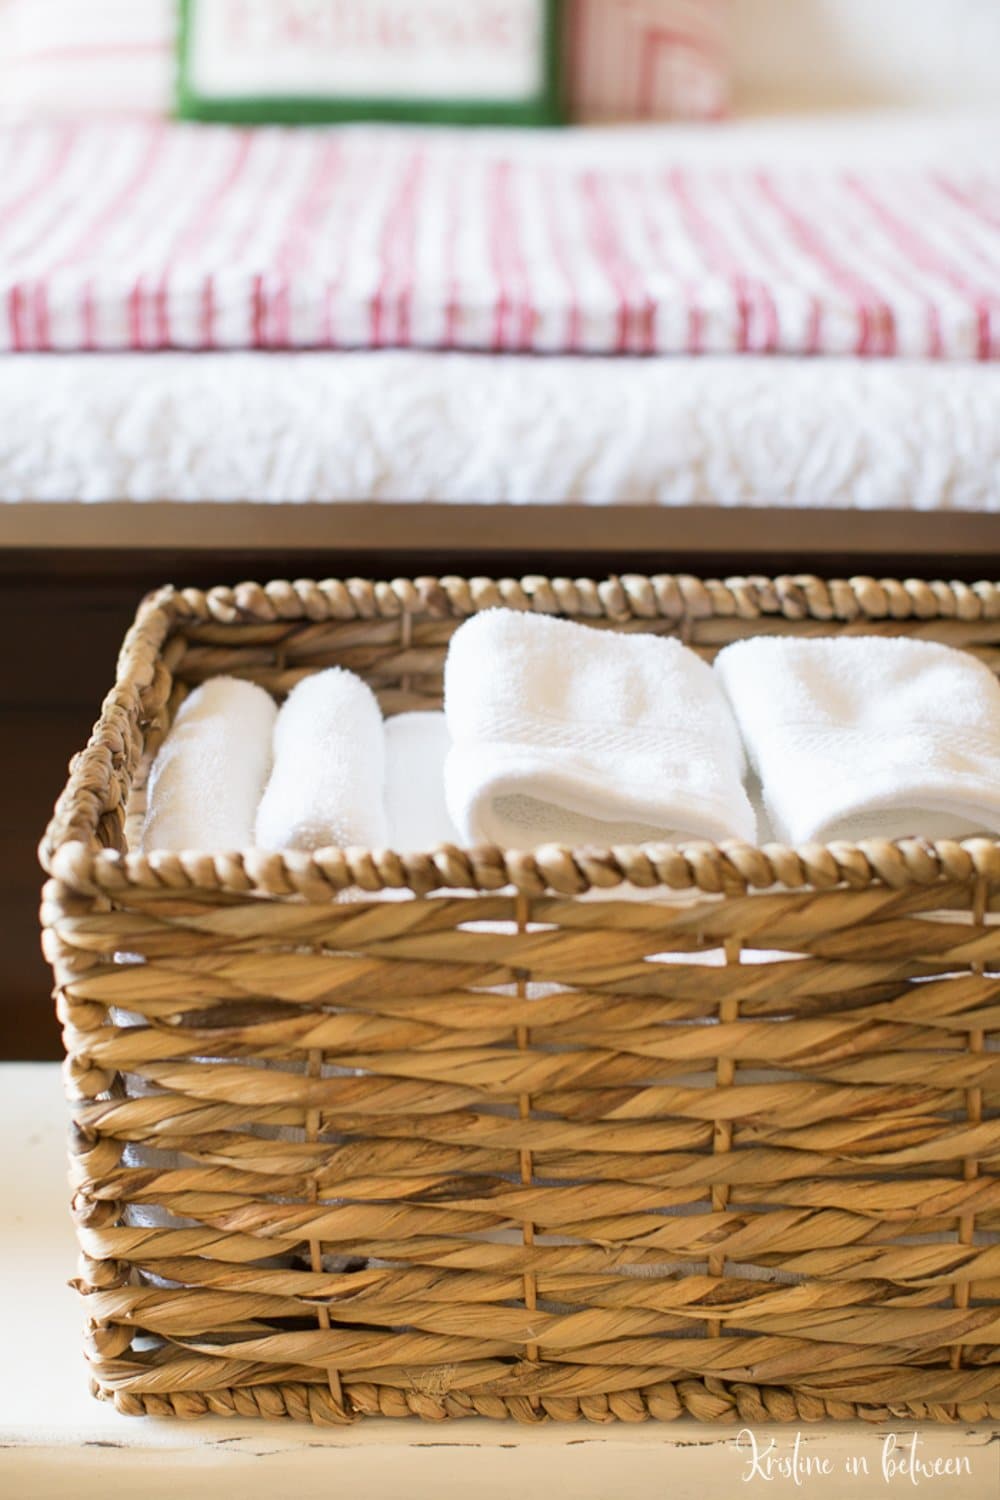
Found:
[5,500,998,1058]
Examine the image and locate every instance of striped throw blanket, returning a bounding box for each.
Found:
[1,122,997,358]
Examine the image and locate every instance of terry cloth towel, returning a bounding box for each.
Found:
[141,676,276,852]
[385,712,462,851]
[716,636,1000,844]
[444,610,756,849]
[255,669,389,852]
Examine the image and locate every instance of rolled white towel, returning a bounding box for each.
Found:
[385,711,462,850]
[716,636,1000,844]
[255,668,388,852]
[141,676,276,852]
[444,609,756,849]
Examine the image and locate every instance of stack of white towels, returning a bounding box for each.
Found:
[142,610,1000,857]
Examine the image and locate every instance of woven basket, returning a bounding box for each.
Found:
[40,574,1000,1427]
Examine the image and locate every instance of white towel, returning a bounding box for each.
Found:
[444,610,756,849]
[716,636,1000,844]
[141,676,276,852]
[255,669,388,852]
[385,712,461,851]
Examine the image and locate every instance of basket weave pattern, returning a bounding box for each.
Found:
[40,575,1000,1425]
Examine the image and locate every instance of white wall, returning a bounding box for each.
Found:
[735,0,1000,111]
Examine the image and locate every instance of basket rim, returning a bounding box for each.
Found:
[39,571,1000,901]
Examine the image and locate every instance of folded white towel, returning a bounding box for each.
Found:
[255,669,388,852]
[385,712,462,850]
[716,636,1000,844]
[141,676,276,852]
[444,610,756,849]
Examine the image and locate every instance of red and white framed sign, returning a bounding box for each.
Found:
[178,0,564,125]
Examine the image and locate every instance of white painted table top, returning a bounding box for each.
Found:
[1,1063,997,1499]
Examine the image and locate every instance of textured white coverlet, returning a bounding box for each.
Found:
[1,349,998,511]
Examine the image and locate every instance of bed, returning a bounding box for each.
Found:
[1,108,999,559]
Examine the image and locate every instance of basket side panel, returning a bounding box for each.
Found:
[50,881,1000,1424]
[38,574,1000,1422]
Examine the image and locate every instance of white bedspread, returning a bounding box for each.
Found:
[1,349,997,511]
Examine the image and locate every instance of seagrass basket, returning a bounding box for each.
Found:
[40,573,1000,1427]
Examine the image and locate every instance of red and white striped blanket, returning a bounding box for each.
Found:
[2,123,997,358]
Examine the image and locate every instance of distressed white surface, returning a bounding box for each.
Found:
[0,1064,996,1498]
[1,350,998,511]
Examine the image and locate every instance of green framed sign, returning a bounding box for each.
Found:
[177,0,564,126]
